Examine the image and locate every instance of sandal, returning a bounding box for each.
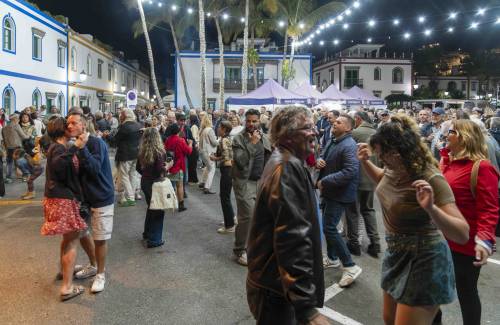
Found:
[60,285,85,301]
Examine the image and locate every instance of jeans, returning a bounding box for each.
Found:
[187,147,199,183]
[247,282,298,325]
[233,178,257,254]
[345,190,380,247]
[15,157,31,176]
[323,200,355,267]
[141,178,165,245]
[219,166,235,228]
[452,251,482,325]
[6,147,18,179]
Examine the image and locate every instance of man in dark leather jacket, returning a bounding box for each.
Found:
[247,106,329,325]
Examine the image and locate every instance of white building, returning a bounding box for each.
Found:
[1,0,67,114]
[1,0,150,116]
[313,44,413,99]
[174,49,312,110]
[415,76,498,100]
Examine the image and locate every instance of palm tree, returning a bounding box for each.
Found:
[199,0,208,110]
[131,8,195,109]
[241,0,250,95]
[264,0,345,87]
[136,0,164,108]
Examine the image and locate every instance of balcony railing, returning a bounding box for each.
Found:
[344,78,363,89]
[213,78,269,93]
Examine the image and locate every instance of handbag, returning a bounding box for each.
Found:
[150,178,178,211]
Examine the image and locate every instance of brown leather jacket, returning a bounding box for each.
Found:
[247,147,324,323]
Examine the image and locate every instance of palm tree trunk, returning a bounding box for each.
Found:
[281,32,288,86]
[137,0,164,108]
[169,20,194,110]
[285,35,297,89]
[251,29,258,89]
[198,0,208,110]
[241,0,250,95]
[215,17,225,111]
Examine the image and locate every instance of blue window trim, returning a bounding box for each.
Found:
[0,0,67,36]
[2,84,16,114]
[57,44,65,68]
[32,87,42,107]
[32,33,43,62]
[2,13,16,54]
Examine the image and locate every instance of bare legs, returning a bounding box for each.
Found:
[60,232,80,294]
[94,240,107,274]
[80,234,97,267]
[383,291,439,325]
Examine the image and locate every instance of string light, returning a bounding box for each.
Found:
[343,23,349,30]
[403,32,411,39]
[206,12,211,17]
[367,37,372,43]
[418,16,426,23]
[368,19,376,27]
[447,27,454,33]
[353,1,360,9]
[320,40,325,46]
[333,39,339,45]
[187,7,193,14]
[393,19,400,26]
[424,29,432,36]
[240,17,245,23]
[476,8,486,16]
[279,20,285,27]
[449,12,457,19]
[299,23,305,29]
[171,4,177,11]
[496,17,500,24]
[337,15,344,22]
[470,22,479,29]
[345,9,352,16]
[158,2,162,8]
[222,13,229,20]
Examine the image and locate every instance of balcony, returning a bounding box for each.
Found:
[213,78,269,93]
[344,78,364,89]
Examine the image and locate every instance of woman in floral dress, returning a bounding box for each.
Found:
[41,117,88,301]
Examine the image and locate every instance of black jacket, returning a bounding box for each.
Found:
[247,148,324,323]
[44,143,82,201]
[113,121,142,162]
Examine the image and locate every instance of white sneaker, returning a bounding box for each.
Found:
[217,226,236,234]
[75,265,97,279]
[339,265,362,288]
[234,252,248,266]
[91,273,106,293]
[323,256,341,269]
[135,193,142,200]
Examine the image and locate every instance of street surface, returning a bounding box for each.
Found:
[0,168,499,325]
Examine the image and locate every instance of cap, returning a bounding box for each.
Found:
[432,107,445,115]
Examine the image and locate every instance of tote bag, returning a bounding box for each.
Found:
[150,178,178,211]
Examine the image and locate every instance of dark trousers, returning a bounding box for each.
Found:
[219,166,235,228]
[323,200,355,267]
[141,178,165,245]
[345,190,380,247]
[187,147,199,183]
[452,251,482,325]
[247,283,297,325]
[0,157,4,197]
[6,148,18,179]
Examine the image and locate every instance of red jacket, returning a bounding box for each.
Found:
[164,134,192,175]
[440,148,499,256]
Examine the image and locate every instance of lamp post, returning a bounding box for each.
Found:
[121,85,126,93]
[79,70,87,82]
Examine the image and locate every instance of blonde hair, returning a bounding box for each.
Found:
[200,114,212,131]
[451,119,488,161]
[138,127,166,166]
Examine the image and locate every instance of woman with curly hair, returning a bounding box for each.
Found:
[440,119,499,325]
[357,114,469,325]
[136,128,173,247]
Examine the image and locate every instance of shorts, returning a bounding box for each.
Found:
[91,204,114,241]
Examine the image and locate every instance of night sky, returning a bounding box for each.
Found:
[30,0,500,87]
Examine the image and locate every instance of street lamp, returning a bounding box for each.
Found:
[141,91,145,96]
[79,70,87,82]
[413,84,419,90]
[444,91,449,98]
[121,85,126,92]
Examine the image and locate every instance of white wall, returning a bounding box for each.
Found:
[0,0,67,114]
[175,52,312,110]
[314,58,413,99]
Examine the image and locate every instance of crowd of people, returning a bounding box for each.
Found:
[0,101,499,324]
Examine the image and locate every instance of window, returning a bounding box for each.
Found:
[2,84,15,114]
[32,88,42,109]
[32,28,45,61]
[2,14,15,53]
[471,82,477,91]
[57,40,66,68]
[248,67,264,80]
[208,98,216,110]
[79,96,88,108]
[114,67,118,84]
[373,91,382,98]
[127,73,132,88]
[329,69,334,84]
[447,81,457,91]
[71,95,76,107]
[108,64,112,81]
[461,81,466,92]
[374,67,381,81]
[121,71,125,86]
[392,67,403,84]
[316,73,320,88]
[46,92,56,109]
[98,59,103,79]
[344,67,360,88]
[57,92,65,112]
[71,47,77,71]
[133,76,137,88]
[87,54,93,76]
[225,67,241,81]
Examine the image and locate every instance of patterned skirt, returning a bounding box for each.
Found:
[381,233,456,306]
[40,198,87,236]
